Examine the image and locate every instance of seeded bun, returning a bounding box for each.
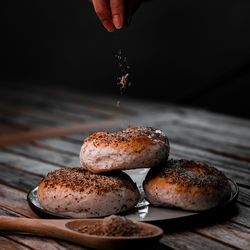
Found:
[143,160,231,211]
[38,168,140,218]
[80,127,169,173]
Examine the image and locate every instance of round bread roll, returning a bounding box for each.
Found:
[143,160,231,211]
[80,127,169,173]
[38,168,140,218]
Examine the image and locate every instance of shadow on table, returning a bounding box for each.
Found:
[153,202,238,233]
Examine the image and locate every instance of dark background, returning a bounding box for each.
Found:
[1,0,250,118]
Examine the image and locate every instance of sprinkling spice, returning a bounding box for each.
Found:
[115,49,132,107]
[115,49,132,93]
[77,215,152,236]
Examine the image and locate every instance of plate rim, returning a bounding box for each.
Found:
[27,178,239,222]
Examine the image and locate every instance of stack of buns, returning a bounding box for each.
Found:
[38,127,231,218]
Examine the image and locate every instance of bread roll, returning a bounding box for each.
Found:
[80,127,169,173]
[143,159,231,211]
[38,167,140,218]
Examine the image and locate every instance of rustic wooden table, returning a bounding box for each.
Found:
[0,85,249,249]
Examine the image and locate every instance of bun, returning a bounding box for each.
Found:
[38,168,140,218]
[143,160,231,211]
[80,127,169,173]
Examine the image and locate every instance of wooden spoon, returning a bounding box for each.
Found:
[0,216,163,250]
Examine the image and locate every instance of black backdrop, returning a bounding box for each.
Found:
[1,0,250,118]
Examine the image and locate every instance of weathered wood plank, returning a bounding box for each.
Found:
[6,143,79,168]
[0,163,41,191]
[0,97,103,123]
[14,85,136,117]
[0,119,123,146]
[196,222,250,249]
[170,142,250,173]
[0,235,30,250]
[36,138,82,155]
[0,206,20,217]
[0,86,116,120]
[160,231,232,250]
[146,105,250,134]
[0,103,84,124]
[0,108,67,128]
[63,134,88,142]
[238,186,250,207]
[0,121,28,135]
[151,119,250,161]
[231,204,250,228]
[165,125,249,161]
[0,184,39,218]
[0,150,59,176]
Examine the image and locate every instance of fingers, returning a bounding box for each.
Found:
[91,0,144,31]
[92,0,115,32]
[110,0,125,29]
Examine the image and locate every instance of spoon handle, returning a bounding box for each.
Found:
[0,216,67,235]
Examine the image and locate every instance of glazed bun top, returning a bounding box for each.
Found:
[41,167,138,195]
[80,127,170,173]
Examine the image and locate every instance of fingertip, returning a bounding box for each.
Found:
[113,14,122,29]
[103,20,115,32]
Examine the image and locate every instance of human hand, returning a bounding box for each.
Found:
[89,0,146,32]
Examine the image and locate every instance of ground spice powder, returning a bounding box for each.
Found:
[77,215,152,237]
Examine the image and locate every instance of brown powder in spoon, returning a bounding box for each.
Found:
[77,215,152,237]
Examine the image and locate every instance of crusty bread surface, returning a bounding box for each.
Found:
[80,127,169,173]
[143,160,231,211]
[38,167,140,218]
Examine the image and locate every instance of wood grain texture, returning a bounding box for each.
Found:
[0,184,39,218]
[196,222,250,249]
[0,102,89,123]
[238,186,250,207]
[0,235,30,250]
[0,107,67,128]
[12,85,136,116]
[35,138,82,155]
[0,119,123,146]
[0,150,59,176]
[6,143,79,168]
[0,86,122,119]
[0,122,28,135]
[230,204,250,228]
[160,232,232,250]
[0,163,41,191]
[0,97,105,122]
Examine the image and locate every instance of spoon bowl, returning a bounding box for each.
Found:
[0,216,163,250]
